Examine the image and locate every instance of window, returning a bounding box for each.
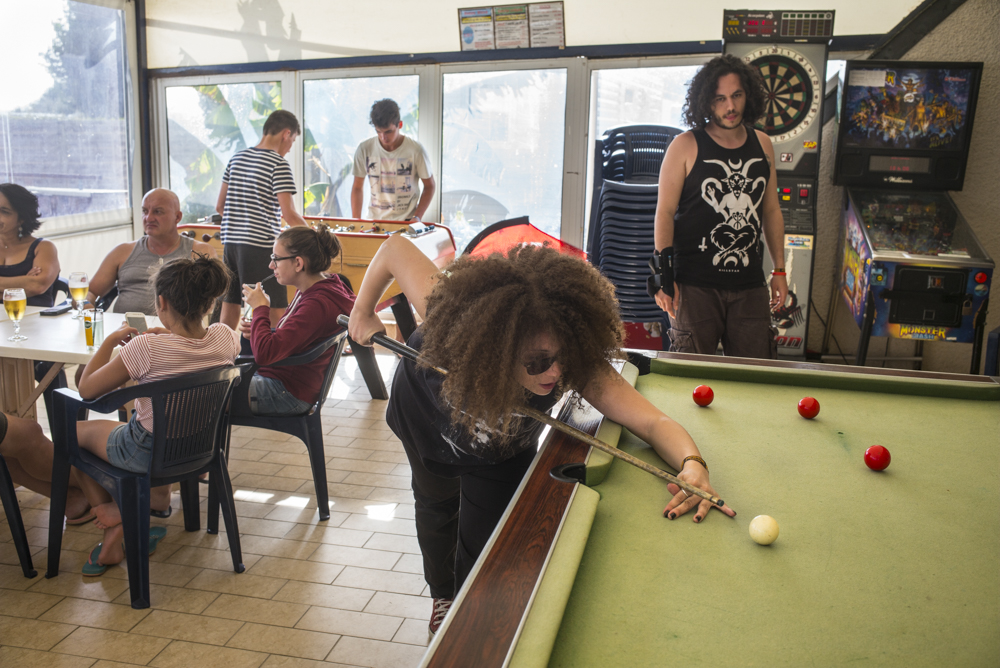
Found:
[441,68,567,253]
[165,81,283,224]
[0,0,132,234]
[591,65,700,139]
[302,75,419,218]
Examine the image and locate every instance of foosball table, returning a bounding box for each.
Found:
[179,217,456,399]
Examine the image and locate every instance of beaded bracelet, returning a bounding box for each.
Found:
[682,455,708,471]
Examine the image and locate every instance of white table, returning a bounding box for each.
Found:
[0,312,157,419]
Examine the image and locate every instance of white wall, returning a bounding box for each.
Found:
[809,0,999,373]
[146,0,923,69]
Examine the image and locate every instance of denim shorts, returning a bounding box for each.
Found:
[249,374,312,416]
[106,413,154,474]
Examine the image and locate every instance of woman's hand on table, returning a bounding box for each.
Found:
[346,307,385,347]
[241,283,269,309]
[662,461,736,522]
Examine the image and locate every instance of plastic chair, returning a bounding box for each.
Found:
[94,285,119,312]
[219,330,349,526]
[46,366,244,609]
[0,454,37,578]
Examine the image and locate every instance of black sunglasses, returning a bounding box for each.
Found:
[522,354,559,376]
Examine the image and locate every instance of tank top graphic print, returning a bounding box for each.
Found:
[673,127,770,290]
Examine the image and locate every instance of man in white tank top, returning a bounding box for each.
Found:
[86,189,216,315]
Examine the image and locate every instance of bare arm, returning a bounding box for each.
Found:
[652,132,695,316]
[78,324,136,399]
[411,176,436,221]
[351,176,365,218]
[347,234,440,345]
[277,192,307,227]
[582,363,736,521]
[756,130,788,309]
[192,240,218,258]
[85,242,132,304]
[0,240,60,297]
[215,183,229,217]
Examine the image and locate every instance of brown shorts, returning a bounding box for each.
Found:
[667,284,776,359]
[222,243,289,308]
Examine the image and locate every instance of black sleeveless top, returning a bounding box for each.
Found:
[0,238,57,306]
[673,127,770,290]
[386,328,559,473]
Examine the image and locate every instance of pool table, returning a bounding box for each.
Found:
[421,354,1000,667]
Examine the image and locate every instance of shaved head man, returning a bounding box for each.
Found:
[86,188,217,314]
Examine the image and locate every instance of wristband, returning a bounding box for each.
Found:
[771,270,787,277]
[646,247,675,299]
[682,455,708,472]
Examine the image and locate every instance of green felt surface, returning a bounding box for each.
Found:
[546,363,1000,667]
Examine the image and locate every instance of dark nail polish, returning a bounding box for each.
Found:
[668,512,675,519]
[694,516,701,522]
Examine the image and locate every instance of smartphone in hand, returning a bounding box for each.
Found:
[125,312,148,333]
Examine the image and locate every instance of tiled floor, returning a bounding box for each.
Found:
[0,352,436,668]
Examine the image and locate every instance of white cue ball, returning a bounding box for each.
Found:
[749,515,779,545]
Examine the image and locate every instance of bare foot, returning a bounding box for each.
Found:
[98,524,125,566]
[94,502,122,530]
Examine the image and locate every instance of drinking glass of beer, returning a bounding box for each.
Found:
[68,272,89,319]
[3,288,28,341]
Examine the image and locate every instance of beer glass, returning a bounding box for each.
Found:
[68,272,89,319]
[3,288,28,341]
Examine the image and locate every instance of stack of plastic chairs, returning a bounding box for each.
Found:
[587,125,682,349]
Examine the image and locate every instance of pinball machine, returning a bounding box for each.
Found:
[723,9,835,359]
[832,60,992,372]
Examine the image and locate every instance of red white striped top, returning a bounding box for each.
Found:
[119,323,241,431]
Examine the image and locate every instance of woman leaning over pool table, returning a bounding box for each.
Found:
[347,234,736,638]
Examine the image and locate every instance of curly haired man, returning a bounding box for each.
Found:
[650,54,787,357]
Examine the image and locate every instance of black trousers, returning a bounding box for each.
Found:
[402,440,537,599]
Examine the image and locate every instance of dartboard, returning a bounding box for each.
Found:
[744,46,821,143]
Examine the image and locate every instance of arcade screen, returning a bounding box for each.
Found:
[853,190,973,257]
[841,62,980,152]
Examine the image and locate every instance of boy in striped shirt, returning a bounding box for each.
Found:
[216,110,307,329]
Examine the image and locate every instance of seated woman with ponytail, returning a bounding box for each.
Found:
[75,255,240,575]
[237,224,355,416]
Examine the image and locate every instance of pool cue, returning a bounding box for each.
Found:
[337,315,724,508]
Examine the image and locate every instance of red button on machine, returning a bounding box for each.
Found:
[799,188,810,198]
[975,272,988,284]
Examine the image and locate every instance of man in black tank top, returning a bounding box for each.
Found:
[649,55,787,358]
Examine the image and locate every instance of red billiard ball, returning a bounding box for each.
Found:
[692,385,714,407]
[797,396,820,419]
[865,445,891,471]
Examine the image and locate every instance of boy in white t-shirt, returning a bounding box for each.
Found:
[351,99,436,221]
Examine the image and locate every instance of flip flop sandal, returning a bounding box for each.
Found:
[82,543,110,577]
[149,526,167,556]
[150,505,172,519]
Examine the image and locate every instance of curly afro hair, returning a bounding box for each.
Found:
[682,54,767,129]
[419,244,624,440]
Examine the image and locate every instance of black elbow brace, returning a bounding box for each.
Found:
[646,247,674,299]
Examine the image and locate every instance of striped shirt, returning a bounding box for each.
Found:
[119,324,241,431]
[221,147,297,248]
